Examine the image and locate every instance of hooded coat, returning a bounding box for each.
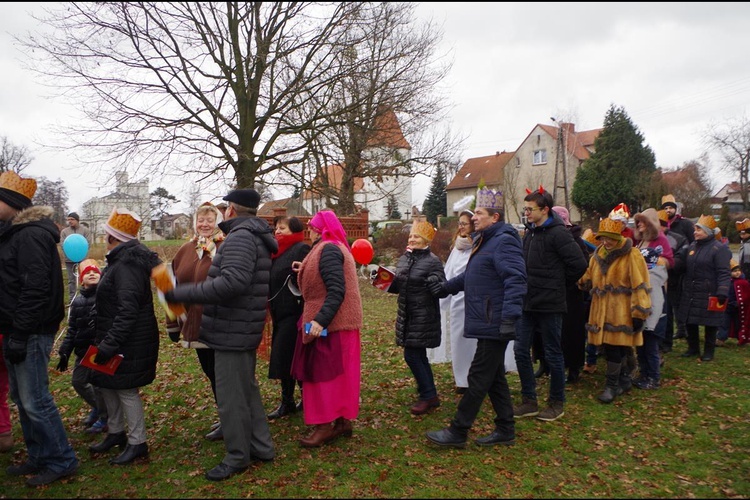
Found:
[0,205,64,338]
[168,216,278,350]
[92,239,162,390]
[677,234,732,328]
[579,237,651,347]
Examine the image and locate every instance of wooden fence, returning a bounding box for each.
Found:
[259,208,370,245]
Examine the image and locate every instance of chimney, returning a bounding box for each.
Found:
[561,122,575,135]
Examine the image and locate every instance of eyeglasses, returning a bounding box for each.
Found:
[458,222,470,227]
[522,207,542,213]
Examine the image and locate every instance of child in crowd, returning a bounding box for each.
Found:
[57,259,108,433]
[718,260,750,346]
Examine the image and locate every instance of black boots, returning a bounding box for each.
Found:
[268,378,297,420]
[89,431,127,453]
[109,442,149,465]
[701,329,716,361]
[598,361,622,404]
[619,349,635,394]
[681,329,700,357]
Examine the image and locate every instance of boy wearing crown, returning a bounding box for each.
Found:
[0,171,79,486]
[511,187,588,422]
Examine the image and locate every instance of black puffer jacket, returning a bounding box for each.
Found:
[522,214,588,313]
[59,285,97,359]
[389,247,446,348]
[678,235,732,327]
[92,239,161,390]
[168,216,278,351]
[0,206,64,338]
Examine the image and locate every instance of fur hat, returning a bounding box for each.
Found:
[634,208,661,241]
[78,258,101,283]
[595,217,624,241]
[411,220,436,243]
[551,206,571,227]
[608,203,630,223]
[223,188,260,209]
[736,218,750,232]
[103,207,142,241]
[475,187,503,209]
[695,214,718,238]
[661,194,677,210]
[731,259,740,271]
[0,171,36,210]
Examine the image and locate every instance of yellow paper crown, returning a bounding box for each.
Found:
[696,214,717,232]
[736,218,750,231]
[0,171,37,200]
[105,208,142,239]
[411,220,436,243]
[731,259,740,270]
[661,194,677,207]
[657,209,669,223]
[597,217,624,236]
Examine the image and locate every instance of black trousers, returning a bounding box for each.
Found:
[450,338,514,439]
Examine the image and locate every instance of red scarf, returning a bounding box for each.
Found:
[273,231,304,259]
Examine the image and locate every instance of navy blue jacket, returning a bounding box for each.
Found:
[444,221,527,340]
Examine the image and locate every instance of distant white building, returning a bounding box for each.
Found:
[301,108,413,221]
[81,171,154,242]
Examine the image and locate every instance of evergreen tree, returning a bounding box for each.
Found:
[571,104,657,218]
[422,165,447,225]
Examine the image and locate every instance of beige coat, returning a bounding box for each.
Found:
[579,238,651,347]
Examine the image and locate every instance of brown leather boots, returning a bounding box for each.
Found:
[299,417,352,448]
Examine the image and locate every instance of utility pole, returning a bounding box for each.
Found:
[550,117,571,212]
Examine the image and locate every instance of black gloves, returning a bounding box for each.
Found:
[632,318,644,332]
[716,294,727,306]
[94,346,115,365]
[426,275,449,299]
[499,320,517,340]
[56,353,69,372]
[6,335,28,365]
[167,326,181,343]
[164,290,176,303]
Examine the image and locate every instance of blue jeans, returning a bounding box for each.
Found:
[3,334,78,472]
[514,312,565,403]
[404,347,437,400]
[717,311,731,342]
[637,330,661,381]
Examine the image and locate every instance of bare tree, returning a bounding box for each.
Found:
[32,177,69,225]
[660,158,714,218]
[703,114,750,209]
[18,3,372,190]
[0,136,33,174]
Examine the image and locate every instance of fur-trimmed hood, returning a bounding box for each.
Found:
[633,208,661,242]
[1,205,60,243]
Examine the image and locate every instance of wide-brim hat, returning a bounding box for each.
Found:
[0,171,36,210]
[103,207,142,241]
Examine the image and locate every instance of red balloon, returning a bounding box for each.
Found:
[351,238,374,265]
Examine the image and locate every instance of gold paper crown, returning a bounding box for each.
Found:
[0,171,37,200]
[582,228,598,246]
[597,217,624,236]
[476,187,503,209]
[411,220,436,243]
[736,218,750,231]
[661,194,677,206]
[105,208,142,239]
[731,259,740,270]
[696,214,717,232]
[657,209,669,223]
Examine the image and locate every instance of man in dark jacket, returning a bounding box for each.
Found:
[513,188,588,422]
[660,194,694,341]
[0,171,79,487]
[425,187,527,448]
[88,208,161,466]
[166,188,278,481]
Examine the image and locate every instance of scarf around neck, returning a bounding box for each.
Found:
[273,231,304,259]
[454,235,473,251]
[194,228,225,260]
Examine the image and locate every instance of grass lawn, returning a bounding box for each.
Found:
[2,275,749,498]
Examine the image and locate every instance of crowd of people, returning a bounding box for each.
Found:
[0,168,746,487]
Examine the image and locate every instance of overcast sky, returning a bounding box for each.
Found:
[1,2,748,214]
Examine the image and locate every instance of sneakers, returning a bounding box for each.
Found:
[26,464,78,487]
[536,400,564,422]
[86,418,108,434]
[513,398,539,419]
[582,363,597,374]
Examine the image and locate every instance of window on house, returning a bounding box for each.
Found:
[515,157,521,168]
[532,149,547,165]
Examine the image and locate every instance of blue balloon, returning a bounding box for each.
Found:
[62,234,89,263]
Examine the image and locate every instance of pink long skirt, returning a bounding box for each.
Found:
[302,329,361,425]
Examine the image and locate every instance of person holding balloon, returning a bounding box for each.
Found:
[290,210,363,448]
[60,212,92,302]
[387,220,446,416]
[0,171,79,486]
